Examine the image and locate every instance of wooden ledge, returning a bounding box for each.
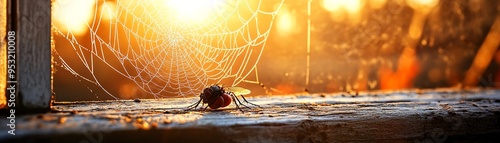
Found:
[1,88,500,142]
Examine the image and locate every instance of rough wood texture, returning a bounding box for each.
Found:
[0,0,7,108]
[17,0,52,111]
[1,88,499,142]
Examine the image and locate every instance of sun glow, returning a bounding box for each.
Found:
[322,0,363,14]
[406,0,439,13]
[100,1,116,21]
[164,0,223,22]
[276,6,297,36]
[52,0,95,36]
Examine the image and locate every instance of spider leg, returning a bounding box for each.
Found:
[240,95,261,108]
[186,98,202,110]
[230,93,244,113]
[186,93,203,111]
[231,92,251,109]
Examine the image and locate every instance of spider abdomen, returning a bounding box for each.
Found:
[186,85,258,112]
[202,85,232,109]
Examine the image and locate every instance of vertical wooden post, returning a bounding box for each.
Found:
[1,0,52,113]
[0,0,7,109]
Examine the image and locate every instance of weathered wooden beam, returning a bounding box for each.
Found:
[0,0,7,109]
[1,0,52,113]
[0,89,499,142]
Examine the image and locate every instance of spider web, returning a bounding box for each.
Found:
[52,0,284,99]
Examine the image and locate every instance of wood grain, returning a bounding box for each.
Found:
[0,0,7,109]
[1,88,499,142]
[16,0,52,111]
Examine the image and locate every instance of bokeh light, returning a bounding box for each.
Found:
[163,0,223,22]
[406,0,439,13]
[322,0,363,14]
[276,5,297,37]
[52,0,95,36]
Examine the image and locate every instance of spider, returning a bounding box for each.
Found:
[186,85,260,112]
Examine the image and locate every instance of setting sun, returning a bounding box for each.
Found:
[52,0,95,36]
[164,0,223,22]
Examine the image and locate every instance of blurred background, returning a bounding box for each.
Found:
[52,0,500,101]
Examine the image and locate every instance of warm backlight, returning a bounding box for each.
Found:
[276,6,297,36]
[164,0,223,22]
[52,0,95,36]
[322,0,363,14]
[406,0,439,13]
[100,1,116,21]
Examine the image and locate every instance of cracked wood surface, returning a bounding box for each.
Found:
[1,88,500,142]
